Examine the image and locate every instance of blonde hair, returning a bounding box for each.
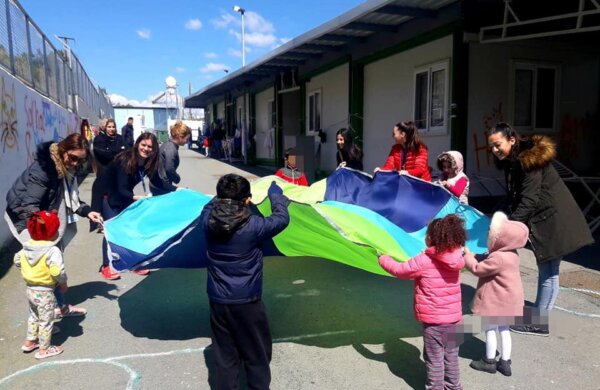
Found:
[170,120,191,139]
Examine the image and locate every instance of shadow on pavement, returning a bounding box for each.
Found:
[65,281,119,306]
[353,341,426,389]
[118,256,422,344]
[0,239,20,281]
[564,234,600,271]
[118,256,488,386]
[52,316,86,345]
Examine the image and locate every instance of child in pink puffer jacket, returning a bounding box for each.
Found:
[379,214,466,390]
[464,212,527,377]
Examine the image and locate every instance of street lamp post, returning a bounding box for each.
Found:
[233,5,246,67]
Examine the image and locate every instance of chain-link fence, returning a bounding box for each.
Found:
[0,0,112,119]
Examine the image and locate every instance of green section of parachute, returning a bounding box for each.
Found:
[251,176,327,204]
[256,199,390,277]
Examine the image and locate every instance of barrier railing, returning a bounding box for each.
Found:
[0,0,112,119]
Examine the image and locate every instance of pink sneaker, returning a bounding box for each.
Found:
[100,265,120,280]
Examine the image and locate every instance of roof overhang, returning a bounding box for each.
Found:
[185,0,457,108]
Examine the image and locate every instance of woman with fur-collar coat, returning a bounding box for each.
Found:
[488,123,593,335]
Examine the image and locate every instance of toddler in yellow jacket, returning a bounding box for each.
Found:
[14,210,66,359]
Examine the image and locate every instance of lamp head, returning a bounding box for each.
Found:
[165,76,177,88]
[233,5,245,13]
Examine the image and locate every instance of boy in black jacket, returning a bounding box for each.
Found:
[200,174,289,390]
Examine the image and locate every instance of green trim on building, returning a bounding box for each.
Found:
[250,92,257,162]
[349,61,364,147]
[299,56,350,82]
[356,22,458,66]
[450,27,469,157]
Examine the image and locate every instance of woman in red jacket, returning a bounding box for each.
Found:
[376,121,431,181]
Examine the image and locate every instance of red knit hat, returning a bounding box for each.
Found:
[27,210,60,241]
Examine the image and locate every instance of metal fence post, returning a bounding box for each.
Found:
[5,0,14,73]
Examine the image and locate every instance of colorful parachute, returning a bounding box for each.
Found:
[105,169,490,276]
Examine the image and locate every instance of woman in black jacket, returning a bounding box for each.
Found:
[5,133,103,317]
[488,122,593,336]
[335,127,363,171]
[92,132,161,280]
[92,118,125,175]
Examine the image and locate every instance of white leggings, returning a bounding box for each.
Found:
[485,325,511,360]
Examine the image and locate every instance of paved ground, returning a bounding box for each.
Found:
[1,148,599,390]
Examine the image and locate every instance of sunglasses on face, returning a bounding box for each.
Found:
[67,153,85,163]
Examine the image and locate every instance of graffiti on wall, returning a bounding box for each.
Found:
[473,102,504,171]
[1,69,78,167]
[1,77,18,153]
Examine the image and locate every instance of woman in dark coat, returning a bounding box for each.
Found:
[92,118,125,175]
[335,127,363,171]
[5,133,103,317]
[488,122,593,336]
[91,132,161,280]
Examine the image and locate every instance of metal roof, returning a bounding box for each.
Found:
[185,0,457,108]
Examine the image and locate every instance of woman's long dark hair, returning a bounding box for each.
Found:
[396,121,426,153]
[115,132,159,177]
[336,127,363,161]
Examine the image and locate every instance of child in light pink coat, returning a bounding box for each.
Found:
[379,214,466,390]
[464,212,528,377]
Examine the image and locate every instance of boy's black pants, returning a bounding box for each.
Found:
[210,300,272,390]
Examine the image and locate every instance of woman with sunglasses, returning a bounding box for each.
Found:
[6,132,103,318]
[91,132,162,280]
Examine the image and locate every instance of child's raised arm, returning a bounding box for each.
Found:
[378,254,423,280]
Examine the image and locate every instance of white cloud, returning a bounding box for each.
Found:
[244,11,274,34]
[204,52,218,59]
[280,37,291,44]
[110,91,185,108]
[233,31,276,47]
[185,18,202,30]
[136,29,151,39]
[212,13,237,29]
[214,11,279,48]
[200,62,229,73]
[175,66,186,73]
[228,48,242,58]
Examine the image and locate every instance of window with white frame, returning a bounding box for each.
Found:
[512,62,559,132]
[306,89,321,133]
[414,60,449,133]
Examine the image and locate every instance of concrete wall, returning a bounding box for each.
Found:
[304,63,349,173]
[467,40,600,195]
[1,67,79,245]
[363,35,453,173]
[255,87,275,160]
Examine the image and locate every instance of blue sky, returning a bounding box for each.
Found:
[19,0,365,106]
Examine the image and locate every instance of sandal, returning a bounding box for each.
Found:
[21,342,39,353]
[60,305,87,317]
[35,345,64,360]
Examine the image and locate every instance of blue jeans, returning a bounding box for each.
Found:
[535,258,561,311]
